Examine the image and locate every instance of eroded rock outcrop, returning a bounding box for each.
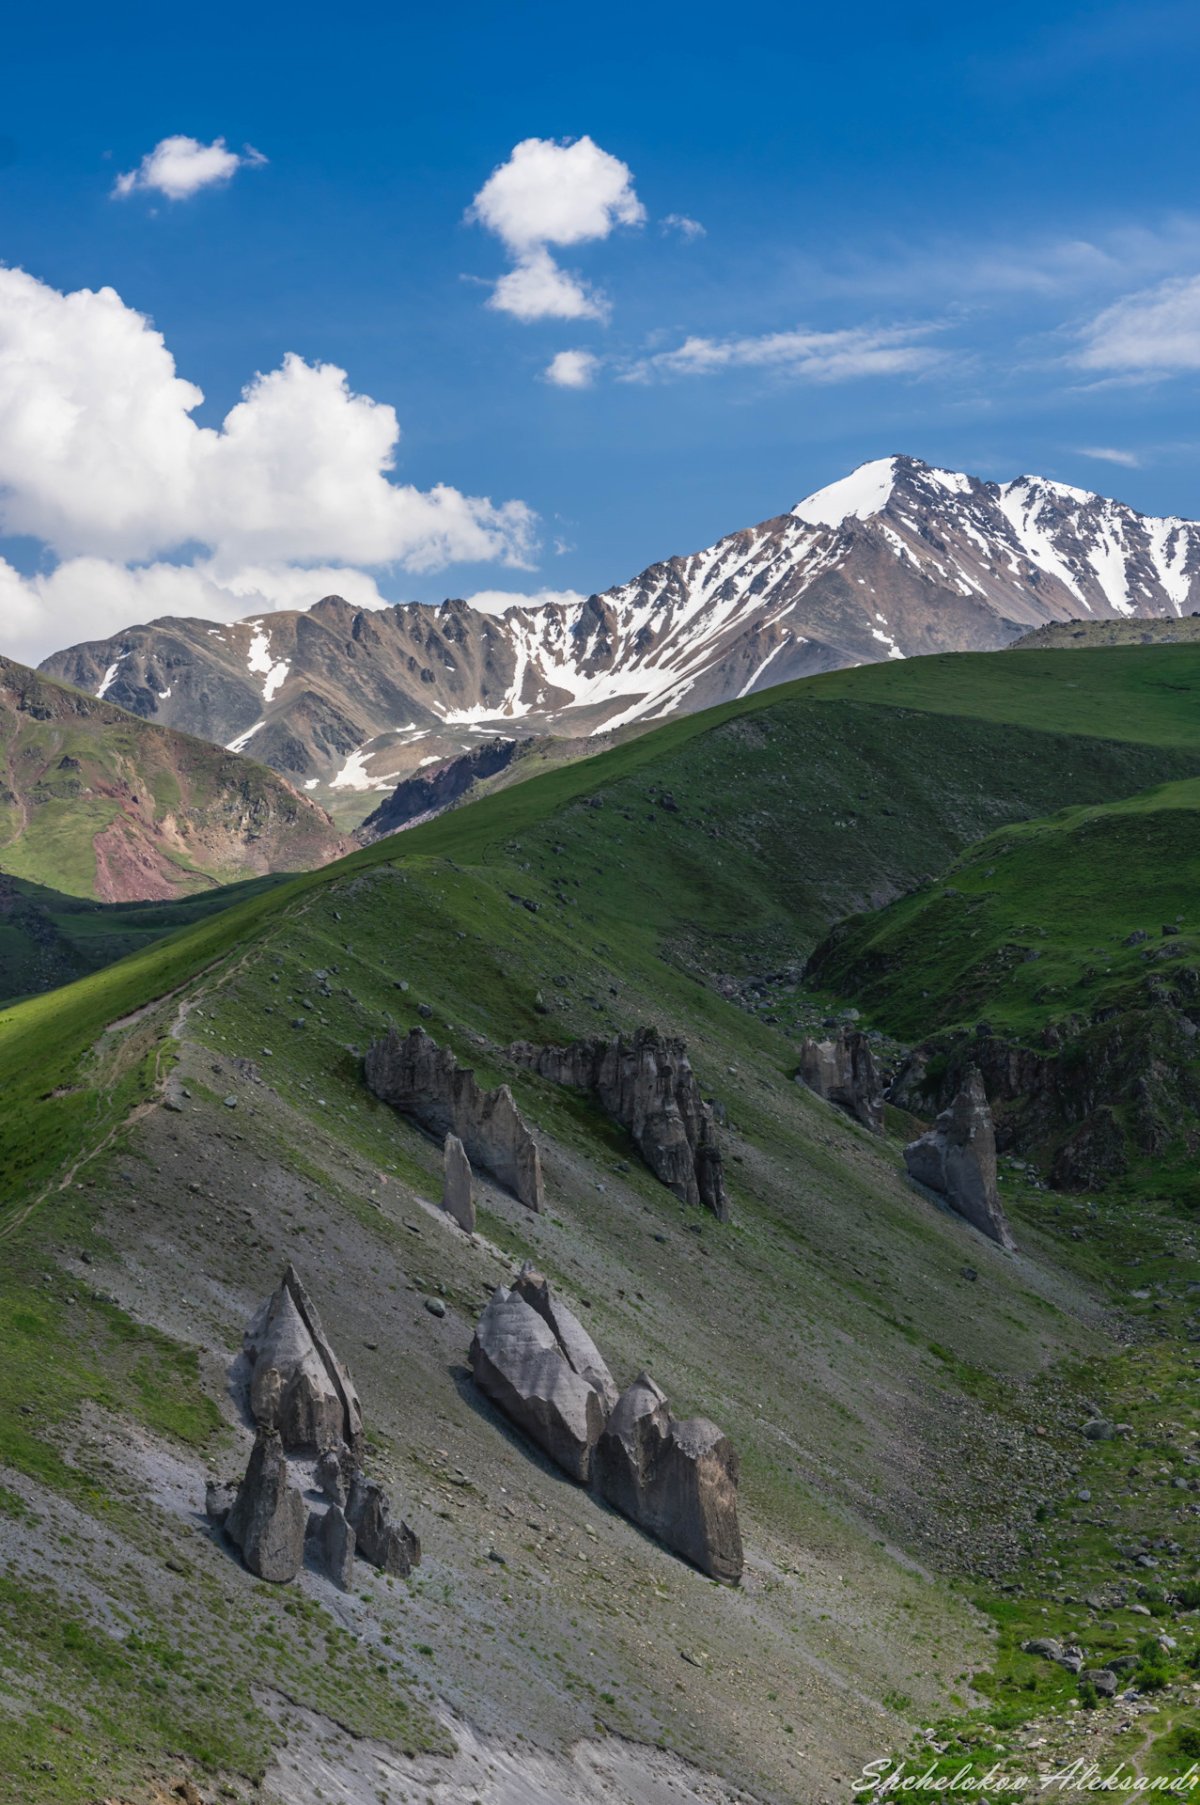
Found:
[345,1473,421,1577]
[596,1375,744,1585]
[309,1502,356,1591]
[796,1028,884,1134]
[224,1428,308,1583]
[470,1269,742,1581]
[903,1068,1014,1249]
[442,1131,475,1232]
[509,1027,727,1218]
[365,1026,543,1210]
[469,1281,610,1482]
[244,1263,364,1456]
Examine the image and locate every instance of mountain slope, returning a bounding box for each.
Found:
[38,457,1200,820]
[0,656,346,902]
[3,646,1200,1803]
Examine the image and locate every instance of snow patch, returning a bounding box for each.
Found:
[95,656,126,699]
[226,721,266,753]
[793,457,896,527]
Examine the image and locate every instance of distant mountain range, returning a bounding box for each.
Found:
[0,654,345,903]
[39,455,1200,818]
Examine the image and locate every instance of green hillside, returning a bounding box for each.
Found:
[2,644,1200,1803]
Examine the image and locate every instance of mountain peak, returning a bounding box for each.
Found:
[792,456,899,527]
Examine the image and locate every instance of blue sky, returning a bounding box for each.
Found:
[3,0,1200,661]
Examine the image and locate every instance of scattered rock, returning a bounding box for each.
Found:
[795,1028,884,1134]
[903,1068,1014,1248]
[224,1429,308,1583]
[244,1264,364,1456]
[509,1026,727,1217]
[596,1374,743,1585]
[442,1132,475,1232]
[364,1026,543,1210]
[425,1296,447,1318]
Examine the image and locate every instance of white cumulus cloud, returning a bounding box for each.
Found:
[1075,274,1200,375]
[489,250,606,323]
[468,135,643,324]
[1076,445,1141,467]
[113,135,266,201]
[0,266,537,663]
[545,349,599,388]
[625,323,941,383]
[463,586,587,616]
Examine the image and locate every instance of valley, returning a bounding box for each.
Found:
[2,645,1200,1802]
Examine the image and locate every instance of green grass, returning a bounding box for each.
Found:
[809,775,1200,1040]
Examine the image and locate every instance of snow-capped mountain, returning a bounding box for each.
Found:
[39,455,1200,815]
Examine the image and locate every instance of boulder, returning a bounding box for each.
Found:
[903,1069,1014,1248]
[442,1132,475,1232]
[364,1026,543,1210]
[204,1479,238,1526]
[509,1027,727,1217]
[512,1263,619,1412]
[595,1375,743,1585]
[795,1029,884,1133]
[224,1428,308,1583]
[310,1503,356,1591]
[345,1473,421,1577]
[244,1264,364,1456]
[315,1444,353,1506]
[469,1284,610,1482]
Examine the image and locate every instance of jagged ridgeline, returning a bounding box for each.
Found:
[3,643,1200,1803]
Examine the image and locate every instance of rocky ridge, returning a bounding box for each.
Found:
[37,457,1200,812]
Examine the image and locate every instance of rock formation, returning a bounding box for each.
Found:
[243,1263,364,1456]
[795,1028,884,1134]
[509,1027,727,1218]
[512,1264,620,1413]
[595,1375,744,1585]
[470,1279,614,1482]
[903,1068,1014,1248]
[469,1270,742,1581]
[345,1473,421,1577]
[442,1131,475,1232]
[309,1502,356,1590]
[364,1026,543,1210]
[224,1428,308,1583]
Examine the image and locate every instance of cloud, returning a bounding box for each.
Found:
[1076,445,1141,467]
[1075,273,1200,375]
[0,266,538,663]
[0,554,395,668]
[545,349,599,389]
[661,213,705,240]
[113,135,266,201]
[467,135,643,324]
[489,250,606,323]
[625,323,941,384]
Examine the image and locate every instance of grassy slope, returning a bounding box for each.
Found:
[808,777,1200,1043]
[0,655,343,903]
[2,645,1200,1799]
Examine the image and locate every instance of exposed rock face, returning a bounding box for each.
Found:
[469,1271,742,1582]
[204,1479,238,1526]
[244,1264,364,1456]
[509,1027,727,1218]
[442,1132,475,1232]
[595,1375,744,1585]
[356,738,520,843]
[512,1264,620,1413]
[469,1283,611,1482]
[315,1444,352,1507]
[345,1473,421,1577]
[224,1429,308,1583]
[364,1027,543,1211]
[796,1029,884,1133]
[310,1503,356,1591]
[903,1069,1014,1249]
